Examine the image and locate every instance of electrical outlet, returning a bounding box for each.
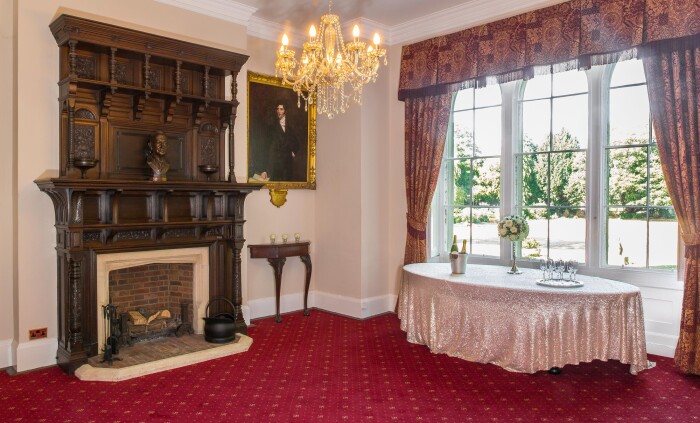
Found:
[29,328,47,340]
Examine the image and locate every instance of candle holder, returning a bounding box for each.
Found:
[507,242,522,274]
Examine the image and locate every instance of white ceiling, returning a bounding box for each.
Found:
[156,0,565,45]
[234,0,470,28]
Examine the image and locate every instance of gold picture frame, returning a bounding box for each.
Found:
[247,71,317,192]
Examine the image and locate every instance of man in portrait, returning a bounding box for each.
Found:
[261,102,299,182]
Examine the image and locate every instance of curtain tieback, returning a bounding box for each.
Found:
[406,214,427,240]
[682,233,700,255]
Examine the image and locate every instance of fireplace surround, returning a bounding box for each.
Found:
[36,15,261,375]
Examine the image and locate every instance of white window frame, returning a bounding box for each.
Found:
[428,64,683,289]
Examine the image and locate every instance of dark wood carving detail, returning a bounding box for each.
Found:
[83,232,101,243]
[148,68,161,90]
[75,109,96,120]
[200,137,217,165]
[163,228,196,239]
[115,63,130,85]
[70,192,83,224]
[115,230,151,241]
[205,226,223,237]
[75,56,96,79]
[68,257,83,344]
[73,125,95,159]
[200,123,219,134]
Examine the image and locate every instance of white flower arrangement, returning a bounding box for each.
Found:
[497,215,529,242]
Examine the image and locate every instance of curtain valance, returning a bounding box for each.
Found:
[398,0,700,100]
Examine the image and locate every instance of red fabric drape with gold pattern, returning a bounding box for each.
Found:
[403,94,452,265]
[643,37,700,374]
[398,0,700,100]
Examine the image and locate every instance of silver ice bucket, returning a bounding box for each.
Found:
[450,252,467,274]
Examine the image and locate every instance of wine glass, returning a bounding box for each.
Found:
[569,260,579,281]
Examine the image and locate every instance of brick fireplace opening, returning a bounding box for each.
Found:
[95,248,209,347]
[110,263,194,345]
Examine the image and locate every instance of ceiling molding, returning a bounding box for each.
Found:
[154,0,257,27]
[158,0,567,47]
[248,16,307,48]
[342,18,392,45]
[389,0,566,45]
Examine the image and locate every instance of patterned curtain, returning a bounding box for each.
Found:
[398,0,700,100]
[643,38,700,374]
[403,94,452,265]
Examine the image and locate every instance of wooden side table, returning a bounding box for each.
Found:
[248,241,312,323]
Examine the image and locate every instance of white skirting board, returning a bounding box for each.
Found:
[247,290,397,320]
[13,338,57,372]
[0,338,13,368]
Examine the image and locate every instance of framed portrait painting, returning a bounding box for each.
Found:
[247,71,316,190]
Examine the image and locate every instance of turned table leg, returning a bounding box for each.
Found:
[300,254,312,316]
[267,257,286,323]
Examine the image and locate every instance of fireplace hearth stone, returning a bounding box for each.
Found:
[75,334,252,382]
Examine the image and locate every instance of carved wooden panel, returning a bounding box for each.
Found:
[75,55,97,79]
[166,194,197,222]
[82,193,102,225]
[112,129,187,179]
[115,193,152,223]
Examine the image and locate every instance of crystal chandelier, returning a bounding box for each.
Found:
[275,0,387,119]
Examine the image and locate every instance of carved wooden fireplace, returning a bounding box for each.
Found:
[35,15,260,375]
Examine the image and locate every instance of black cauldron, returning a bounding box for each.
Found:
[203,297,237,343]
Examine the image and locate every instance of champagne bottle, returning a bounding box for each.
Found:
[461,239,467,254]
[450,235,458,253]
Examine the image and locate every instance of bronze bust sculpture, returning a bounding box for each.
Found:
[147,131,170,181]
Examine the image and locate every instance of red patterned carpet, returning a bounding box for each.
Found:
[2,310,700,422]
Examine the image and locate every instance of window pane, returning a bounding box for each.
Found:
[471,208,500,256]
[606,207,647,268]
[522,99,551,152]
[523,74,551,100]
[553,69,588,96]
[607,147,648,206]
[474,107,502,157]
[549,208,586,262]
[522,208,549,258]
[472,158,500,206]
[550,151,586,207]
[451,206,470,249]
[552,95,588,149]
[475,84,502,107]
[452,110,474,158]
[649,145,672,206]
[454,88,473,111]
[452,159,472,206]
[611,59,646,87]
[649,208,678,270]
[609,85,650,146]
[520,153,547,207]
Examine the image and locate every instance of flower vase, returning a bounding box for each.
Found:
[507,241,522,274]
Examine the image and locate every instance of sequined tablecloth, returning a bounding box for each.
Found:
[399,263,653,374]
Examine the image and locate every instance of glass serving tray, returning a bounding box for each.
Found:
[536,279,584,288]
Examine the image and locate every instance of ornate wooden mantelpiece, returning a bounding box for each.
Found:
[37,16,262,375]
[36,176,260,374]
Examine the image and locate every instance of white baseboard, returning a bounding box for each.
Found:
[248,292,306,320]
[646,331,677,358]
[241,305,251,326]
[0,339,12,368]
[247,291,396,321]
[14,338,57,372]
